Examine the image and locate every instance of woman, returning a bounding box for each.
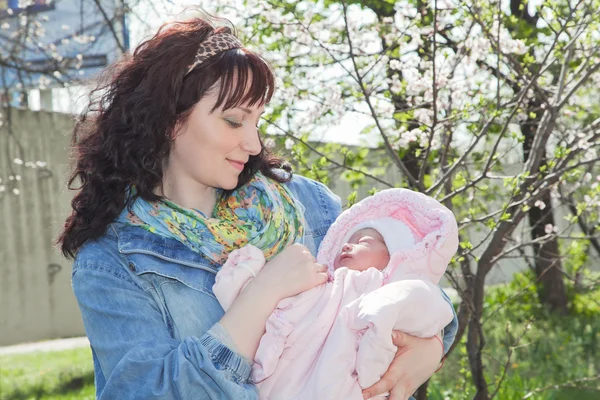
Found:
[58,13,458,400]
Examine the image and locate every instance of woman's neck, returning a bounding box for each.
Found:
[159,170,217,217]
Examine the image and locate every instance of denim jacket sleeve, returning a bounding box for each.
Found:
[72,258,258,400]
[440,288,458,353]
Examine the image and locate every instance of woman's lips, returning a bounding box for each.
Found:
[227,159,245,171]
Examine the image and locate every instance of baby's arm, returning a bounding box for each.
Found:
[347,279,454,389]
[213,244,325,384]
[213,244,266,311]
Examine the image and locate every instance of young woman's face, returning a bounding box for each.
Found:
[333,228,390,271]
[168,85,264,191]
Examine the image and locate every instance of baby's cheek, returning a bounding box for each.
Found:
[372,252,390,270]
[349,252,377,271]
[333,253,342,270]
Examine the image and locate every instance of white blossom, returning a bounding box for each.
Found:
[389,59,402,70]
[398,128,421,148]
[395,2,418,18]
[577,138,591,150]
[506,39,528,55]
[414,108,433,125]
[285,138,295,150]
[264,138,276,149]
[437,0,456,9]
[389,75,402,93]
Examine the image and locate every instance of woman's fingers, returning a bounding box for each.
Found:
[391,331,409,347]
[389,384,409,400]
[362,375,398,399]
[363,331,414,399]
[316,264,329,282]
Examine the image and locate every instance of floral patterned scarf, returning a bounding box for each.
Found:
[120,172,305,264]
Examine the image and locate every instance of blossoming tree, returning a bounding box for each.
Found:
[217,0,600,398]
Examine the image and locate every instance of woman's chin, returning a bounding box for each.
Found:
[217,177,240,191]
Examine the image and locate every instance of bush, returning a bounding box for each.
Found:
[429,272,600,399]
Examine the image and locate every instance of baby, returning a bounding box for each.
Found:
[333,217,412,272]
[213,188,458,400]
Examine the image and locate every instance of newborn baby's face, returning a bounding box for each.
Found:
[333,228,390,271]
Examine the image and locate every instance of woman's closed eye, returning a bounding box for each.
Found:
[225,119,243,128]
[225,119,262,129]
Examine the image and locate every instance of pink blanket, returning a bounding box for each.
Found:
[213,188,458,399]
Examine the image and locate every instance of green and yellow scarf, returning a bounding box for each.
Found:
[121,172,305,264]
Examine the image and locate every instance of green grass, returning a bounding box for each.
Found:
[0,347,95,400]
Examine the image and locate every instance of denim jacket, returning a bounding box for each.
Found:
[72,173,459,399]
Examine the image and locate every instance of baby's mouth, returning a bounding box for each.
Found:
[334,253,351,269]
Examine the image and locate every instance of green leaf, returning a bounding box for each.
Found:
[346,191,358,207]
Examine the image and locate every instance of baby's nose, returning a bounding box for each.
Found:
[342,243,352,252]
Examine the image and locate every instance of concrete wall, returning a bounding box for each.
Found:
[0,108,82,346]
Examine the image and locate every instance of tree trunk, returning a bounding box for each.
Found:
[522,100,569,314]
[466,273,489,400]
[526,193,569,314]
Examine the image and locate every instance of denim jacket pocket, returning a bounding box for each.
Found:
[123,252,225,340]
[124,252,218,298]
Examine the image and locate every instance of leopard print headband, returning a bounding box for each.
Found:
[185,29,243,75]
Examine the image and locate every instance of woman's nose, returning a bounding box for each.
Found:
[241,127,262,156]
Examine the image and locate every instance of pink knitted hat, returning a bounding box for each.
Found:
[316,188,459,285]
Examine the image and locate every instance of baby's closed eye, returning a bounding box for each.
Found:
[359,237,382,245]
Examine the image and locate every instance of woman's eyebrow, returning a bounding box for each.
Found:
[237,107,265,115]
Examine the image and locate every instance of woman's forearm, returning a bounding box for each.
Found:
[218,278,279,360]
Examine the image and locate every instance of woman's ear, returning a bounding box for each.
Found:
[171,118,186,139]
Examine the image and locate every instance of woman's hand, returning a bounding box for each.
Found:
[362,331,444,400]
[254,243,329,302]
[219,244,327,360]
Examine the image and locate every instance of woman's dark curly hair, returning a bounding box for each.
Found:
[58,13,291,259]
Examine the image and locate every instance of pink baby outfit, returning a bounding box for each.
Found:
[213,188,459,400]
